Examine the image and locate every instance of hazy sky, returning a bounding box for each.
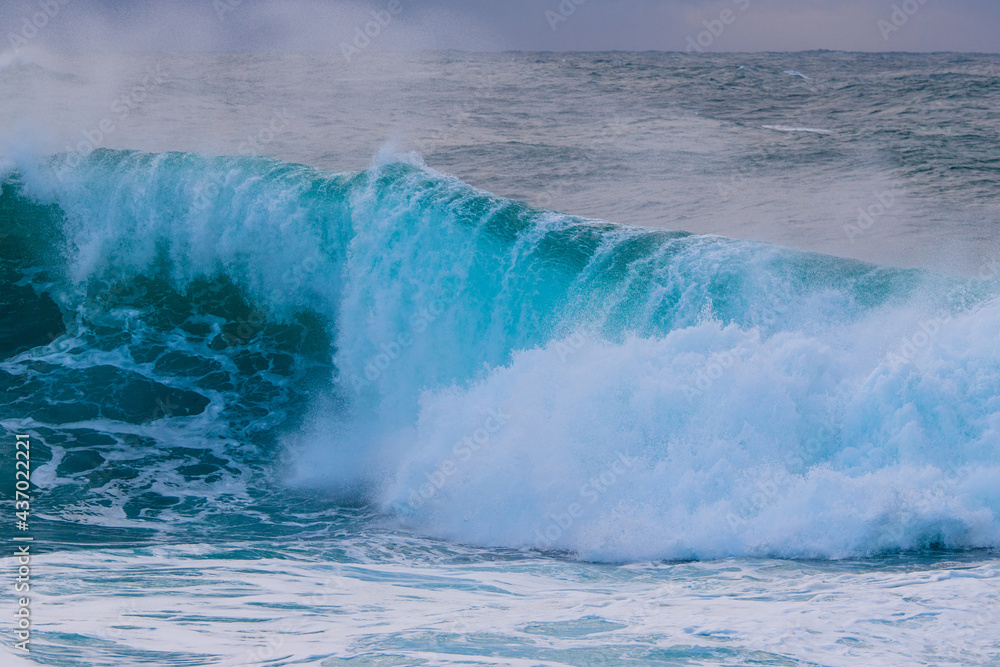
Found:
[2,0,998,54]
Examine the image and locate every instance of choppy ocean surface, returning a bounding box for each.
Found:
[1,51,999,665]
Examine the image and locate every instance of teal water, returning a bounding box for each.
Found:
[1,51,999,665]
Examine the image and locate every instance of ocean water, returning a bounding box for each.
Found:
[1,51,999,665]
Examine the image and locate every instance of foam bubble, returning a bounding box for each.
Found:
[8,149,1000,561]
[374,299,1000,561]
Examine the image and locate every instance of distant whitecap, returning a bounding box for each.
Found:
[762,125,834,134]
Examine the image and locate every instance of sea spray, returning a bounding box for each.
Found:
[3,148,999,561]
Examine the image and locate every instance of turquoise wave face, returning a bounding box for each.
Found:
[2,148,999,561]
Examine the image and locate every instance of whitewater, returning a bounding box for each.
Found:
[1,51,999,665]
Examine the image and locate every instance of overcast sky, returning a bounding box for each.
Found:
[2,0,998,54]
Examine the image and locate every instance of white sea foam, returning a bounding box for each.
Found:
[369,300,1000,561]
[8,544,998,665]
[762,125,834,134]
[11,149,1000,563]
